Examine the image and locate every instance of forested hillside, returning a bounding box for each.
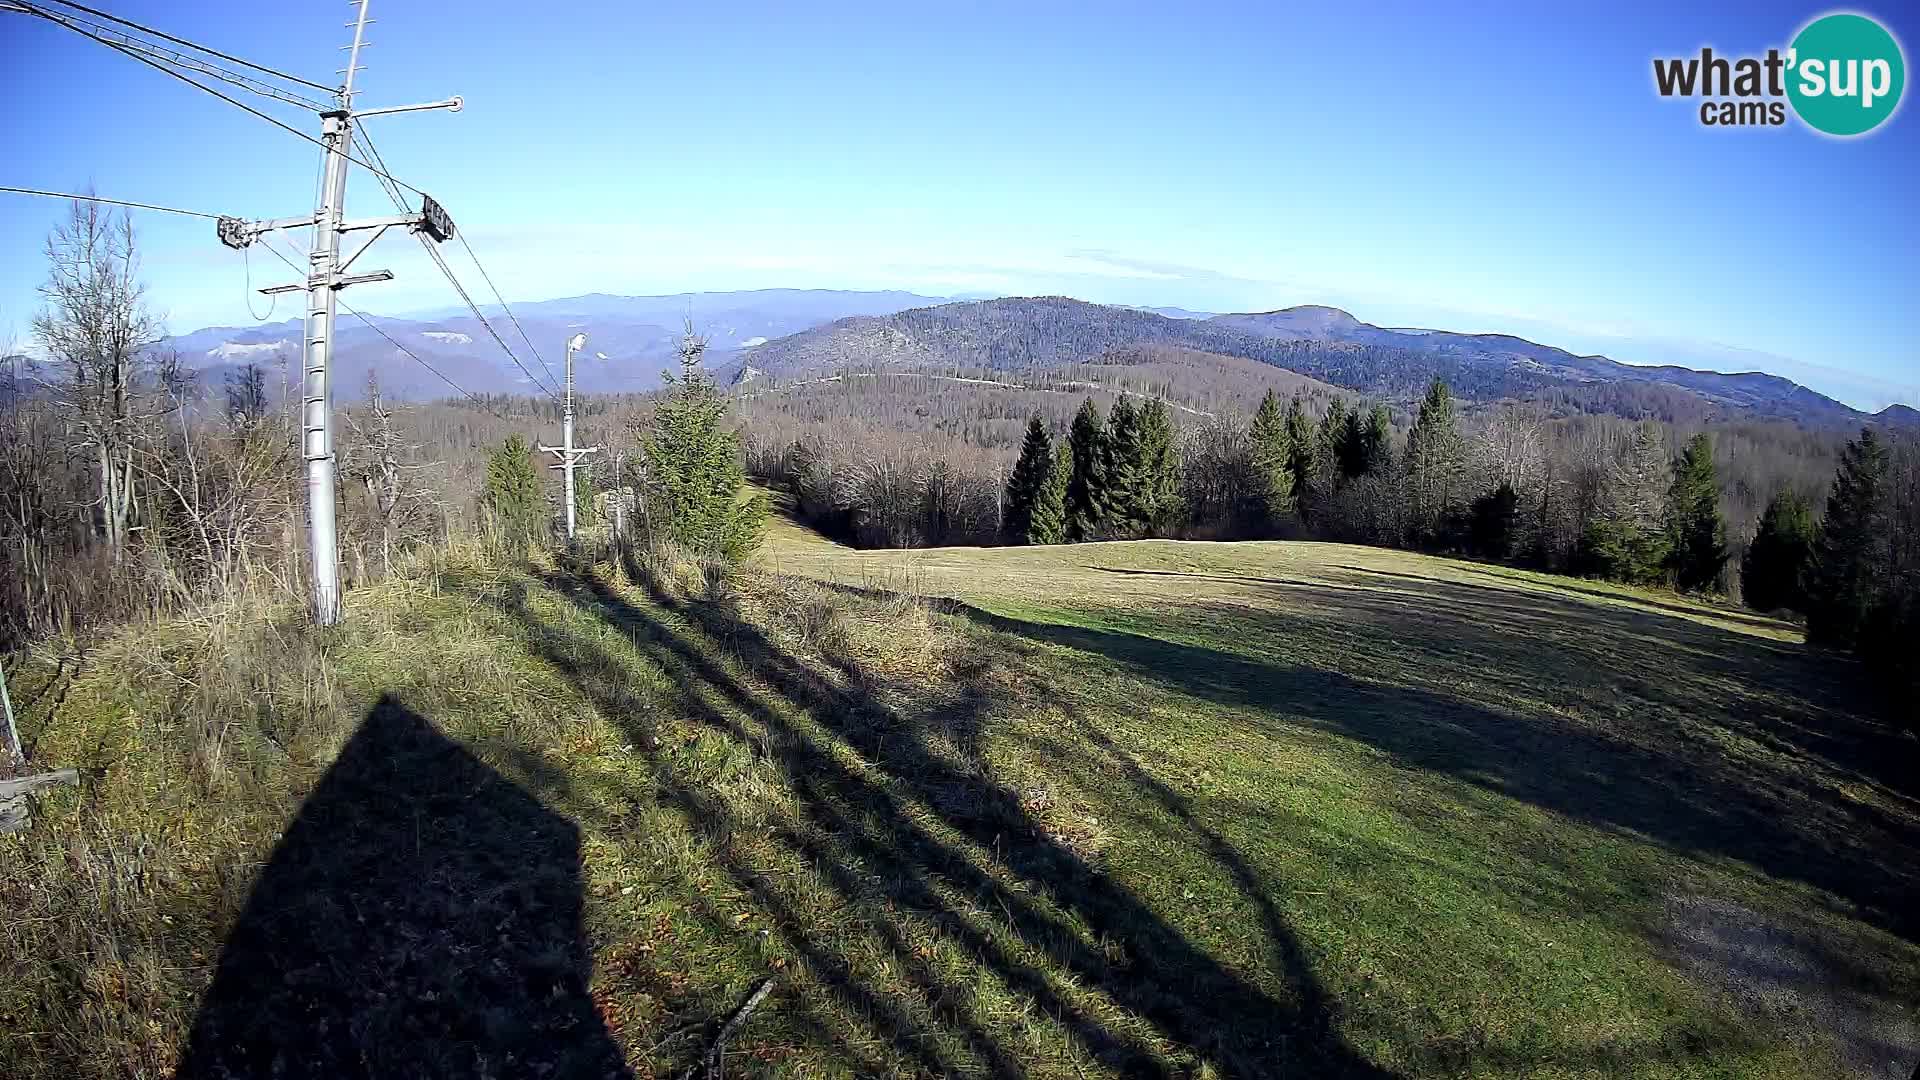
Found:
[737,296,1550,399]
[741,297,1897,428]
[730,353,1851,573]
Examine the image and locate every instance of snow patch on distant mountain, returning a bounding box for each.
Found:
[208,340,287,360]
[421,331,472,344]
[740,336,768,348]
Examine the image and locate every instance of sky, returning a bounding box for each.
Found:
[1,0,1915,410]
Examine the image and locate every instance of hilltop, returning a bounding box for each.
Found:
[5,528,1915,1077]
[737,297,1881,428]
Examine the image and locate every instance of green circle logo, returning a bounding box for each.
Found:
[1787,13,1906,136]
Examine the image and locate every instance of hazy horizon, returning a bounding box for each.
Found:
[79,283,1916,416]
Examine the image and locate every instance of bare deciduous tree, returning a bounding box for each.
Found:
[137,351,302,602]
[346,371,440,577]
[32,199,161,555]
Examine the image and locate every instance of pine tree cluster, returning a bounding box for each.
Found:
[1005,395,1184,545]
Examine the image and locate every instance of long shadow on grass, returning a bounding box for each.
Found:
[503,560,1398,1078]
[176,696,629,1079]
[1283,564,1911,803]
[1089,562,1915,812]
[500,575,1120,1077]
[1449,563,1793,633]
[954,597,1920,946]
[1095,564,1806,664]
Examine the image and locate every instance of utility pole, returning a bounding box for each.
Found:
[214,0,461,625]
[541,333,600,539]
[610,446,625,540]
[1,656,21,767]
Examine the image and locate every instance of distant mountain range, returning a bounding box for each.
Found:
[734,297,1917,430]
[160,289,948,401]
[155,290,1914,429]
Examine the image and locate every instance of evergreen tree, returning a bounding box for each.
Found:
[1364,404,1393,475]
[1576,421,1672,583]
[1030,440,1070,545]
[1405,379,1465,544]
[1335,406,1370,479]
[1249,389,1293,521]
[1138,396,1183,532]
[1316,398,1349,495]
[1469,482,1519,559]
[1065,397,1110,541]
[1578,516,1659,583]
[1002,416,1055,544]
[1806,427,1892,645]
[1336,402,1392,479]
[483,434,542,553]
[1284,394,1317,519]
[1105,396,1155,535]
[641,333,768,562]
[1104,395,1151,535]
[1664,433,1728,593]
[1742,489,1815,613]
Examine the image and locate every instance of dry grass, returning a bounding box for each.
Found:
[3,524,1917,1078]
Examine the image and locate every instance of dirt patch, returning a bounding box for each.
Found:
[1663,894,1919,1079]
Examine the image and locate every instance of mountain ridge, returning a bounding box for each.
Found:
[736,296,1892,429]
[157,289,952,402]
[150,290,1911,426]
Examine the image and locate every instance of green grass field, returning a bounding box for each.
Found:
[4,515,1917,1077]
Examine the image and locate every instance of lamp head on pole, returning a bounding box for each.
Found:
[567,333,588,354]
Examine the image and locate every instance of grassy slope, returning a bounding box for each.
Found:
[3,525,1916,1077]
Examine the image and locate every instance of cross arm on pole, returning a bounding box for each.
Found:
[219,210,439,251]
[352,96,462,119]
[257,269,393,296]
[340,213,419,233]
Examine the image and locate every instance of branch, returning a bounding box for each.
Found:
[678,978,775,1080]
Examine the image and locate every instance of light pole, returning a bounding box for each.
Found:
[541,332,599,539]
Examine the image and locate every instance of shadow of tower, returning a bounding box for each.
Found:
[177,695,630,1079]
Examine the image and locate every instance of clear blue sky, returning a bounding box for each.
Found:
[2,0,1915,409]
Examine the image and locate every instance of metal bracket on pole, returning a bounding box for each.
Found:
[258,269,393,296]
[334,270,395,288]
[338,226,392,272]
[352,96,463,119]
[340,214,421,233]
